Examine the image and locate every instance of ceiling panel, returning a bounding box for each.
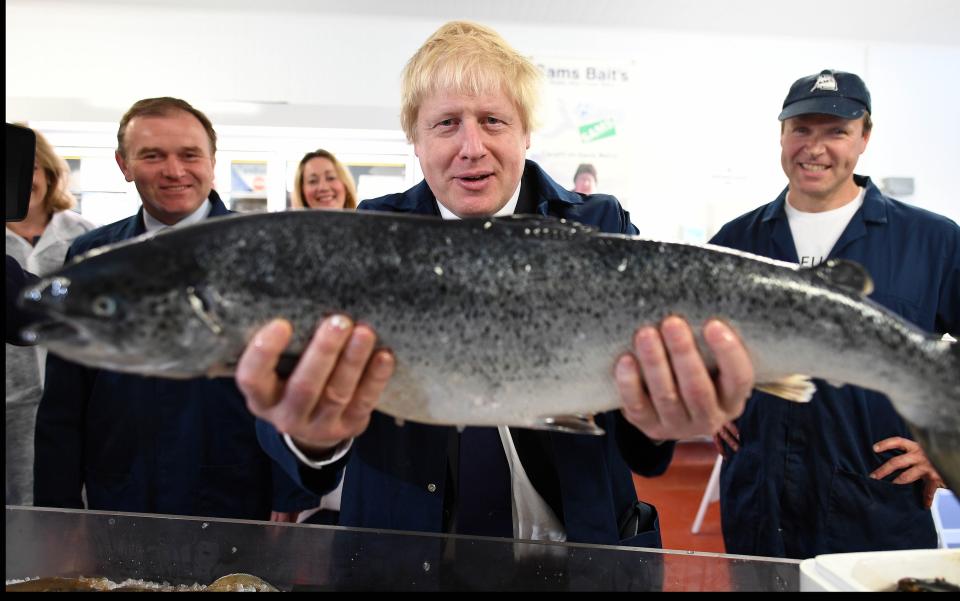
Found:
[10,0,960,45]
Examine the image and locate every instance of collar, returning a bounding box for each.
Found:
[401,160,586,217]
[524,160,585,208]
[141,198,213,233]
[762,175,889,225]
[436,180,521,220]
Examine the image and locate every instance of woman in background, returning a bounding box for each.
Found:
[5,126,96,505]
[290,149,358,210]
[279,148,358,524]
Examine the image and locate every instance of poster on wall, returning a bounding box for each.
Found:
[230,160,268,212]
[528,56,638,211]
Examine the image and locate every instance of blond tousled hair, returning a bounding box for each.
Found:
[400,21,542,142]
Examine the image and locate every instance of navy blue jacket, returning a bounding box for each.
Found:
[34,192,316,518]
[259,160,675,546]
[711,175,960,558]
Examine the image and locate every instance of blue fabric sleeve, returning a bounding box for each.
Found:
[255,419,347,497]
[936,225,960,335]
[612,411,676,477]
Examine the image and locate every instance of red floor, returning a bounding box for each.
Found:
[633,440,724,554]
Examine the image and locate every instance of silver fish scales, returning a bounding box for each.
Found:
[19,210,960,489]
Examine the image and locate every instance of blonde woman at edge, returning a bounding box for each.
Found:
[5,126,96,505]
[290,149,358,210]
[283,148,358,524]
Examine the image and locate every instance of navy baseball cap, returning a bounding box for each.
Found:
[778,69,871,121]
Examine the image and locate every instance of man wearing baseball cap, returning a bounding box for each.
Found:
[709,69,959,558]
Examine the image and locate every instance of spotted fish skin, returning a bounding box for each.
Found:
[19,210,960,487]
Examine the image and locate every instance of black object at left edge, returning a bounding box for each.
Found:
[6,122,36,222]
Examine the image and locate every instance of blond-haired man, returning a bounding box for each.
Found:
[239,22,755,545]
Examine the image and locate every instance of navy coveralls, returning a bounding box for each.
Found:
[711,175,960,558]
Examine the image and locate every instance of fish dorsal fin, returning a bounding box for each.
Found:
[474,215,598,239]
[803,258,874,296]
[185,286,224,335]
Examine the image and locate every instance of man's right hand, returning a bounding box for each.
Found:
[236,316,395,457]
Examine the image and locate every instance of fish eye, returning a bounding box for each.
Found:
[92,296,117,317]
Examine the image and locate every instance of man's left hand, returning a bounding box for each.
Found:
[870,436,945,509]
[615,317,754,441]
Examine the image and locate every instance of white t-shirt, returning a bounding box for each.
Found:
[784,187,865,267]
[142,198,212,233]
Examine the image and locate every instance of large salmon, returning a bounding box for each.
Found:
[18,210,960,487]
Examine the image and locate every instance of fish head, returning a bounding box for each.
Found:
[18,240,233,378]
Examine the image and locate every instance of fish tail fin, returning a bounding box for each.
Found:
[755,374,816,403]
[950,337,960,400]
[906,421,960,494]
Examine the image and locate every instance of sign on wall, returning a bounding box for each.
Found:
[528,56,638,206]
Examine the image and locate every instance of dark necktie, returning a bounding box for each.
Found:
[456,426,513,538]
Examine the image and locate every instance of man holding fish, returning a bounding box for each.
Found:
[239,21,755,545]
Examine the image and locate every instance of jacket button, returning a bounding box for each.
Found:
[427,483,437,493]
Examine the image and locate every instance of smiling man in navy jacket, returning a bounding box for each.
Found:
[711,70,959,558]
[34,97,314,521]
[239,22,756,547]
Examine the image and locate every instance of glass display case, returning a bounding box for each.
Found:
[5,507,799,591]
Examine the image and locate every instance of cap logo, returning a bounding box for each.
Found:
[811,73,838,92]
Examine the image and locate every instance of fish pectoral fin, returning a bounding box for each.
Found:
[804,258,874,296]
[535,414,606,435]
[186,285,224,335]
[755,375,816,403]
[205,362,236,378]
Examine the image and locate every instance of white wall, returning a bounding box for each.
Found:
[6,0,959,238]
